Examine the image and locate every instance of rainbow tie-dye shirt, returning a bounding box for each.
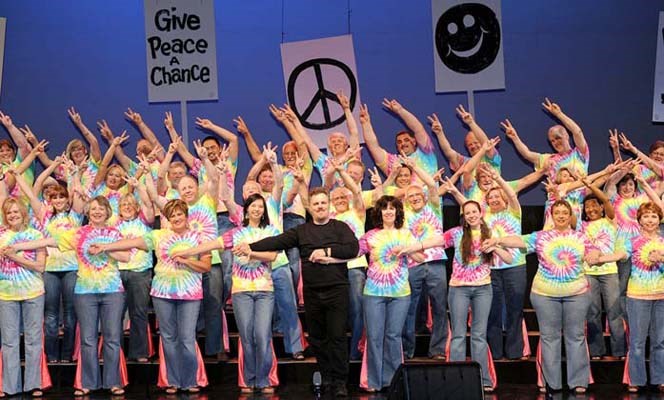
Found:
[385,142,439,187]
[623,234,664,300]
[359,228,415,298]
[443,227,492,287]
[41,210,83,272]
[221,225,285,294]
[188,193,220,265]
[484,207,526,269]
[459,151,502,199]
[404,203,446,264]
[144,229,205,300]
[331,208,368,269]
[543,188,584,231]
[580,218,619,275]
[88,183,130,227]
[0,227,45,301]
[536,146,589,179]
[192,157,237,214]
[56,158,100,192]
[612,193,649,243]
[55,226,124,294]
[521,229,592,297]
[115,217,153,272]
[282,161,313,218]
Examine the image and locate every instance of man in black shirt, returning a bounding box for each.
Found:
[247,187,359,397]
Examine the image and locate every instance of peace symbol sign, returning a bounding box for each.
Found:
[287,58,358,130]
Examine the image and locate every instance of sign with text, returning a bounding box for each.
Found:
[432,0,505,93]
[144,0,218,102]
[281,35,362,149]
[653,12,664,122]
[0,18,6,97]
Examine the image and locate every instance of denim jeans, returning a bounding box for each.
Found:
[44,271,77,362]
[586,274,625,357]
[218,213,235,304]
[402,261,448,358]
[233,291,275,389]
[153,297,201,389]
[488,266,527,359]
[448,285,493,387]
[74,292,125,390]
[363,295,410,390]
[617,257,631,322]
[0,295,45,395]
[120,269,152,359]
[530,291,591,390]
[271,266,304,355]
[283,213,305,299]
[348,268,366,360]
[626,297,664,386]
[200,263,223,355]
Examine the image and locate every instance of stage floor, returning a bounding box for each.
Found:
[18,384,664,399]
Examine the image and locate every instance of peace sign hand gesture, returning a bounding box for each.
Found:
[124,108,143,125]
[337,91,351,110]
[542,98,562,117]
[428,113,443,135]
[455,104,474,125]
[500,119,518,141]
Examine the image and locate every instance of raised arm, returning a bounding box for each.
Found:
[67,107,101,162]
[358,103,389,172]
[195,117,239,164]
[635,174,664,211]
[456,105,494,157]
[125,108,165,161]
[383,99,431,151]
[461,137,501,191]
[6,168,44,219]
[429,113,464,170]
[608,129,623,163]
[34,154,64,198]
[0,111,31,158]
[332,158,365,213]
[156,138,178,195]
[337,91,360,149]
[501,119,540,165]
[98,120,133,172]
[125,174,155,224]
[216,162,240,217]
[543,98,587,155]
[164,112,197,169]
[192,140,220,200]
[144,163,167,212]
[93,133,128,188]
[20,125,53,167]
[619,132,664,179]
[400,154,439,206]
[483,164,520,212]
[14,139,46,175]
[580,175,615,220]
[279,104,311,164]
[234,116,262,163]
[512,168,546,194]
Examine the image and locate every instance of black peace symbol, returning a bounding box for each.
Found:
[287,58,358,130]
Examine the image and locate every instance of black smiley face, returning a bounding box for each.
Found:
[435,3,501,74]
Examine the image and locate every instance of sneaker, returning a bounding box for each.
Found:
[333,383,348,397]
[429,354,446,361]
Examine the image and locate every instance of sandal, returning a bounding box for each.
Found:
[240,387,254,394]
[261,387,275,394]
[137,357,149,363]
[627,386,638,393]
[538,386,546,394]
[165,387,177,394]
[483,386,494,393]
[187,387,200,393]
[31,390,44,397]
[573,387,586,394]
[73,389,91,397]
[110,387,125,396]
[292,351,305,360]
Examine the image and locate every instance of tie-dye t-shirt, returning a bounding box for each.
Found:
[313,153,350,189]
[543,188,584,231]
[331,208,368,269]
[521,229,592,297]
[221,225,284,294]
[623,234,664,300]
[0,227,45,301]
[612,193,649,243]
[580,218,619,275]
[536,146,589,179]
[188,193,220,265]
[264,193,283,232]
[144,229,205,300]
[88,183,130,226]
[458,151,502,198]
[127,159,160,186]
[442,227,492,287]
[41,209,84,272]
[404,203,446,264]
[3,154,35,207]
[55,225,124,294]
[56,158,100,192]
[484,207,526,269]
[282,161,313,217]
[192,157,237,213]
[634,163,663,189]
[227,205,288,270]
[115,217,153,272]
[359,228,415,298]
[385,143,439,187]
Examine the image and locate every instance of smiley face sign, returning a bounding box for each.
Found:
[435,3,500,74]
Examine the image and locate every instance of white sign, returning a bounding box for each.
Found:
[432,0,505,93]
[281,35,362,149]
[143,0,218,102]
[0,18,5,97]
[653,12,664,122]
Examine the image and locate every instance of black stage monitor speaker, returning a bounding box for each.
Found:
[387,361,484,400]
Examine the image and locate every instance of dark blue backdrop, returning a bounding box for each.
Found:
[0,0,662,204]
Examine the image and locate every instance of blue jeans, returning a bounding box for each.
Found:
[44,270,77,362]
[283,213,305,299]
[218,213,235,304]
[153,297,201,389]
[348,268,366,360]
[0,295,45,395]
[448,285,493,387]
[271,266,304,355]
[530,291,591,390]
[626,298,664,386]
[200,263,224,355]
[74,292,125,390]
[488,266,527,359]
[586,274,625,357]
[402,261,448,358]
[233,291,275,389]
[120,269,152,359]
[617,257,631,322]
[363,295,410,390]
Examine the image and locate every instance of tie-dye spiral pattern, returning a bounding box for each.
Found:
[385,145,439,186]
[443,227,492,287]
[633,164,663,189]
[56,226,124,294]
[42,210,83,272]
[580,218,619,275]
[115,217,153,272]
[536,146,589,179]
[188,193,220,264]
[359,228,415,297]
[459,151,502,197]
[484,207,525,269]
[0,227,45,301]
[521,230,591,297]
[145,229,205,300]
[56,158,99,192]
[331,208,368,269]
[193,157,237,213]
[612,193,648,242]
[405,203,446,263]
[3,155,35,207]
[623,235,664,300]
[221,225,285,294]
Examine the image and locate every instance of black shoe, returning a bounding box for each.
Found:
[334,383,348,397]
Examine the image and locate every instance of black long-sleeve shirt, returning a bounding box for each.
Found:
[249,219,359,289]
